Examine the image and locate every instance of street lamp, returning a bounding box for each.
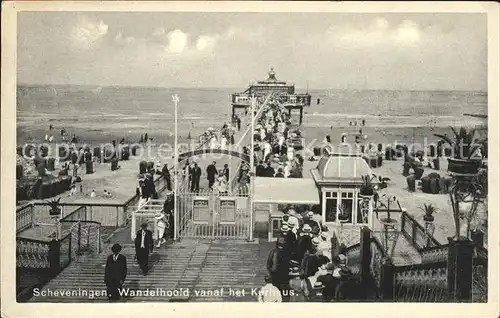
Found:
[172,94,179,241]
[449,172,484,240]
[248,95,257,242]
[377,194,400,261]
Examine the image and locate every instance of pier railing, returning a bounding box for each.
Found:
[229,92,273,191]
[16,233,71,301]
[400,210,441,252]
[343,226,487,302]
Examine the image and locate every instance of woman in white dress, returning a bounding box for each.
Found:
[284,161,292,178]
[220,135,228,150]
[210,135,218,149]
[155,212,167,247]
[287,144,294,162]
[216,173,228,194]
[263,141,272,162]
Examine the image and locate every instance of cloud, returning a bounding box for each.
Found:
[331,18,422,48]
[196,35,218,51]
[393,20,421,45]
[165,29,188,53]
[114,32,136,45]
[71,16,108,50]
[222,26,265,41]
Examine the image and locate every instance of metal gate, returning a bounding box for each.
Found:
[69,221,101,257]
[177,188,251,240]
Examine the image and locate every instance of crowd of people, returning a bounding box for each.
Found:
[233,95,305,180]
[263,206,363,302]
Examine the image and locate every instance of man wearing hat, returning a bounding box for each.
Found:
[264,161,275,178]
[334,267,355,301]
[287,208,301,230]
[317,263,338,301]
[303,211,321,234]
[267,241,291,302]
[163,194,175,239]
[104,243,127,302]
[134,223,154,275]
[296,224,313,262]
[206,161,218,189]
[300,237,321,278]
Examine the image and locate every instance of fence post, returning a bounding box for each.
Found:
[68,232,72,263]
[48,239,60,275]
[447,237,474,302]
[411,220,417,246]
[379,260,395,301]
[116,206,119,227]
[359,226,371,284]
[400,212,405,233]
[29,204,34,229]
[77,221,82,254]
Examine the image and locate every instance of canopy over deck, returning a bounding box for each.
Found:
[253,177,320,204]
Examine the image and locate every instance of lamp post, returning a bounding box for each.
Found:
[248,95,257,242]
[449,173,484,240]
[378,195,400,262]
[172,94,179,241]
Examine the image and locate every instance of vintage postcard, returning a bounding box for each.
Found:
[1,1,499,317]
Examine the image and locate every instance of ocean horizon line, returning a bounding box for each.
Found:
[16,83,487,94]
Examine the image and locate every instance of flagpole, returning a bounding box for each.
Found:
[249,95,256,241]
[173,94,179,241]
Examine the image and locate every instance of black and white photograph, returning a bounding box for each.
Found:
[1,1,499,315]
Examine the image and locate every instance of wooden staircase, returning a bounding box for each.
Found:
[30,239,273,302]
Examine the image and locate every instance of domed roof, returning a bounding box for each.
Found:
[312,147,372,183]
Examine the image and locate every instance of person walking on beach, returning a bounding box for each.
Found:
[206,161,218,189]
[191,162,201,192]
[104,243,127,302]
[134,223,154,275]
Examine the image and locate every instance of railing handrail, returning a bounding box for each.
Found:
[394,260,448,273]
[16,236,53,244]
[345,242,361,252]
[420,243,449,253]
[401,211,442,249]
[16,203,33,213]
[60,219,102,226]
[370,236,387,258]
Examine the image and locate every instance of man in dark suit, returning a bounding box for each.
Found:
[135,223,154,275]
[191,162,201,192]
[264,162,275,178]
[222,164,229,182]
[256,161,265,177]
[104,243,127,302]
[163,194,175,239]
[206,161,218,189]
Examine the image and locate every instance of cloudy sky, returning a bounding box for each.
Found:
[17,12,487,90]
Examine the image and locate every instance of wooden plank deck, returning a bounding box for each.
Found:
[29,239,274,303]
